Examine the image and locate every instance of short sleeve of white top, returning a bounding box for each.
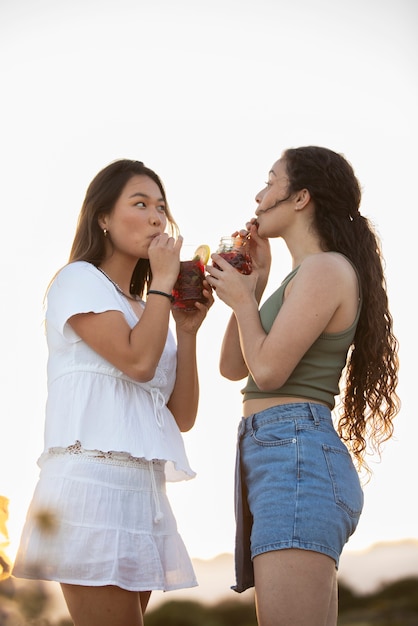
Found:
[42,261,195,482]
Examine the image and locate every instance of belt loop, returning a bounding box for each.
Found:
[308,403,320,425]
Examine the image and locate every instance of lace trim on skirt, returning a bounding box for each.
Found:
[48,440,164,469]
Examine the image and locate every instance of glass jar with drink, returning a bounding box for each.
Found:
[172,244,211,311]
[214,234,252,274]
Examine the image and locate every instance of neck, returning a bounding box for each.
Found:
[99,260,137,293]
[97,266,139,301]
[285,232,324,270]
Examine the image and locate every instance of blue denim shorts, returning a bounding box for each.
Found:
[232,403,364,593]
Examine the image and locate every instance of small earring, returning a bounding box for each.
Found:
[103,228,108,237]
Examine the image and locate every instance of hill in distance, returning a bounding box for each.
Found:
[11,538,418,619]
[148,538,418,609]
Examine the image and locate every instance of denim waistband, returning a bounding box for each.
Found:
[239,402,332,437]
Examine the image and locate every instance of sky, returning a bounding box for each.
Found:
[1,0,417,568]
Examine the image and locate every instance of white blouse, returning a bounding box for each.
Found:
[41,261,195,482]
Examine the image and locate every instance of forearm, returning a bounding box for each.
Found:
[168,330,199,432]
[219,314,248,380]
[128,296,173,379]
[233,300,270,388]
[219,270,268,380]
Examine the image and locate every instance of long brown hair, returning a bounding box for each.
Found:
[67,159,179,298]
[283,146,400,470]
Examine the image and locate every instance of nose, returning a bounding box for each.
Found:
[254,188,265,215]
[150,209,162,226]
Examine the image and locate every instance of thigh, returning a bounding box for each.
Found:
[140,590,151,614]
[61,584,144,626]
[253,549,337,626]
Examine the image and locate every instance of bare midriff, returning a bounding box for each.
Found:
[242,396,330,418]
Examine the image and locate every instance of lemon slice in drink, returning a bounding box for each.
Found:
[193,244,211,264]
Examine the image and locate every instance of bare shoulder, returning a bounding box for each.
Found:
[295,253,359,331]
[294,252,359,303]
[299,252,357,282]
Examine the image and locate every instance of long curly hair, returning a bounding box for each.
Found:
[67,159,179,298]
[283,146,400,470]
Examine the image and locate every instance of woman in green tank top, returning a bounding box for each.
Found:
[206,146,399,626]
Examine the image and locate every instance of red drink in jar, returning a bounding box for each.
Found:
[214,235,252,275]
[172,259,207,311]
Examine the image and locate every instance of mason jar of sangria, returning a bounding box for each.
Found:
[172,244,211,311]
[214,235,252,274]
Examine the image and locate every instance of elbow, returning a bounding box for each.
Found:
[179,419,196,433]
[174,413,196,432]
[220,369,246,382]
[219,362,248,381]
[252,371,287,393]
[168,401,197,432]
[253,380,275,393]
[126,363,157,383]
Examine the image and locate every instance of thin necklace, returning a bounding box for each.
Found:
[97,267,140,301]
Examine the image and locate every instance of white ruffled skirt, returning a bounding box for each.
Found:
[12,451,197,592]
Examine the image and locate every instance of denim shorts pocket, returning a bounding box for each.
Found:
[252,420,296,447]
[323,444,364,517]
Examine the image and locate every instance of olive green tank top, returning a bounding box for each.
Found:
[241,263,362,409]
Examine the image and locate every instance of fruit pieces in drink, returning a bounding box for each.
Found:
[217,250,252,274]
[214,235,252,274]
[193,244,211,265]
[172,244,210,311]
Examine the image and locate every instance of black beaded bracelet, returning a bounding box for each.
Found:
[148,289,174,302]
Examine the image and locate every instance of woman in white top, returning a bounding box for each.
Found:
[13,159,213,626]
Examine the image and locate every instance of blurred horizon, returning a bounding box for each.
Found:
[2,537,417,623]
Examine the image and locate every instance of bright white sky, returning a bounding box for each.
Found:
[1,0,417,564]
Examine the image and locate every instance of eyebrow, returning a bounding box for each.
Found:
[129,192,165,202]
[268,169,277,177]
